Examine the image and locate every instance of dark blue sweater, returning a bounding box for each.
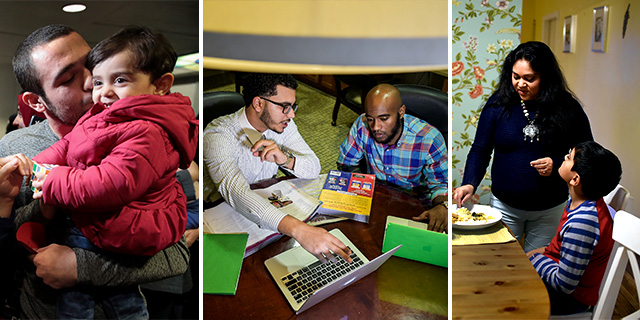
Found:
[462,95,593,211]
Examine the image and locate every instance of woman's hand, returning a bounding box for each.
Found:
[0,154,32,218]
[0,154,32,198]
[531,157,553,176]
[453,184,475,207]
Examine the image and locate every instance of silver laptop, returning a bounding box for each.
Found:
[264,228,401,314]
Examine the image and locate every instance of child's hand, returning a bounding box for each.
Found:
[184,228,199,247]
[31,172,47,199]
[526,246,546,258]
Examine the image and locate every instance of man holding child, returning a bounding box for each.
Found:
[0,24,190,318]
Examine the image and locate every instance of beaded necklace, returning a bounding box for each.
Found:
[521,99,539,143]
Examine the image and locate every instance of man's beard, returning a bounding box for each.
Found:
[372,113,403,144]
[42,95,88,126]
[260,106,285,134]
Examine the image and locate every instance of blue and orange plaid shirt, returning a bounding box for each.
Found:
[337,114,448,205]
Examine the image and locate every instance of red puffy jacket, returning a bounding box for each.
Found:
[33,93,198,256]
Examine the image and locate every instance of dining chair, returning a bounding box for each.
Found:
[202,91,245,127]
[604,184,634,213]
[331,74,378,126]
[395,84,448,145]
[549,210,640,320]
[591,210,640,319]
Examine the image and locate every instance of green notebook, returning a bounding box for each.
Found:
[203,233,249,294]
[382,216,448,267]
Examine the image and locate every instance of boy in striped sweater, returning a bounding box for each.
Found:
[526,141,622,315]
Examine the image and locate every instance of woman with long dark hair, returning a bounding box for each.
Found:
[453,41,593,251]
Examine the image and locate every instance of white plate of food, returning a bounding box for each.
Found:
[451,204,502,230]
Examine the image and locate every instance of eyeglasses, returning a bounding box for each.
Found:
[260,97,298,114]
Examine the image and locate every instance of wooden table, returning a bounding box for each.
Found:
[452,227,550,319]
[203,178,448,319]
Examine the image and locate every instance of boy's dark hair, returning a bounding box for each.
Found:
[572,141,622,200]
[87,26,177,82]
[241,73,298,107]
[13,24,76,97]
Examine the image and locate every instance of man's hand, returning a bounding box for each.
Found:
[38,199,56,220]
[279,216,352,263]
[184,228,199,247]
[526,246,546,258]
[250,140,288,165]
[32,244,78,289]
[413,204,448,233]
[531,157,553,177]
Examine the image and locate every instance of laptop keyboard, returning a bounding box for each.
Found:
[281,247,365,303]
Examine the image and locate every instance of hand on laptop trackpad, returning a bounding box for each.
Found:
[265,228,401,314]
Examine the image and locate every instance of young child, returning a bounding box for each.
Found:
[31,26,198,319]
[526,141,622,315]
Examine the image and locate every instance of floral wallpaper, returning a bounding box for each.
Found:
[451,0,522,204]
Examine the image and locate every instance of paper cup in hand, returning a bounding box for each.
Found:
[31,162,56,193]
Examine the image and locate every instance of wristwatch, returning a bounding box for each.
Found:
[278,150,294,167]
[435,200,448,209]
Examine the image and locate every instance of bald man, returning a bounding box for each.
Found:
[337,84,449,232]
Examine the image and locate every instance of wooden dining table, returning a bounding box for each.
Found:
[452,223,551,319]
[203,177,448,320]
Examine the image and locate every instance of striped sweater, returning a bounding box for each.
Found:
[529,197,614,305]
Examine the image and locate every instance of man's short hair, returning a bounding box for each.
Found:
[87,26,177,82]
[572,141,622,200]
[241,73,298,107]
[13,24,76,97]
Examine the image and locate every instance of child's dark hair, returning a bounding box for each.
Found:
[572,141,622,200]
[241,73,298,107]
[87,26,176,82]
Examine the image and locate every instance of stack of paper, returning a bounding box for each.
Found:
[202,180,322,257]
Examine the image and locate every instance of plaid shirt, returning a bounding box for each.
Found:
[337,114,448,204]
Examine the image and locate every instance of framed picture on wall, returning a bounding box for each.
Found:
[563,15,576,53]
[592,6,608,52]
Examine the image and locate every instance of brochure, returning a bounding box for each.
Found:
[317,170,376,223]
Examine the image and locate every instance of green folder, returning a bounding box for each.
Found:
[382,216,448,267]
[203,233,249,294]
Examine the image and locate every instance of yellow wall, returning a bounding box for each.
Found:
[523,0,640,213]
[203,0,447,38]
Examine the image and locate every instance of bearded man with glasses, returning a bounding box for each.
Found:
[204,73,354,263]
